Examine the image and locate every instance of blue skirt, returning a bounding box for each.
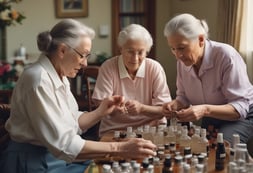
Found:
[0,140,90,173]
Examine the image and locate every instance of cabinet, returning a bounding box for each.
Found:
[111,0,156,58]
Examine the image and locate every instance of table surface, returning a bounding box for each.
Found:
[84,132,227,173]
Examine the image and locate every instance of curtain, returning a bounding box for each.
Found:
[217,0,253,82]
[217,0,242,49]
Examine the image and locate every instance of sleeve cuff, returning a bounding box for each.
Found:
[58,135,85,162]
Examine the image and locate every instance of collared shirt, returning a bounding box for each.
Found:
[5,54,85,162]
[176,39,253,119]
[92,55,171,135]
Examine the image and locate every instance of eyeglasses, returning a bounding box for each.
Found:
[70,46,91,59]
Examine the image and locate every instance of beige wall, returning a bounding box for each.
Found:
[8,0,112,59]
[7,0,219,97]
[155,0,177,98]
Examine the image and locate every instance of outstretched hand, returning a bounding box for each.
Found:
[162,99,186,119]
[124,100,143,115]
[176,105,206,122]
[96,95,125,116]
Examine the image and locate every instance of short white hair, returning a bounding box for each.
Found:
[118,24,153,51]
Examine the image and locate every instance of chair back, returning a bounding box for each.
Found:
[0,104,10,153]
[82,66,99,111]
[80,66,101,141]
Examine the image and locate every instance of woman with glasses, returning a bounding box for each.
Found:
[0,19,157,173]
[92,24,172,136]
[162,13,253,144]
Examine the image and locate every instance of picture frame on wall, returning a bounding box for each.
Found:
[55,0,88,18]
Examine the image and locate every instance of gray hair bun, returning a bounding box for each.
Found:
[37,31,52,52]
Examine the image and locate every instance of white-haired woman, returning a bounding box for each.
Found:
[0,19,157,173]
[93,24,172,136]
[162,13,253,144]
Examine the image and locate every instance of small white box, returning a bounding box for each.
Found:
[99,25,109,37]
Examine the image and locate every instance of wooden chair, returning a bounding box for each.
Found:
[0,104,10,153]
[71,65,100,112]
[82,66,100,111]
[80,66,101,141]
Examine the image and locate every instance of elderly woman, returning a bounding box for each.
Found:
[162,13,253,144]
[92,24,172,136]
[0,19,156,173]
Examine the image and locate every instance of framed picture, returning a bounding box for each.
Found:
[55,0,88,18]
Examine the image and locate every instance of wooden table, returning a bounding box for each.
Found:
[85,132,227,173]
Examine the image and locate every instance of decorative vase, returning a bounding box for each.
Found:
[0,27,6,61]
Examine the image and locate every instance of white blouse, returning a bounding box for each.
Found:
[6,54,85,162]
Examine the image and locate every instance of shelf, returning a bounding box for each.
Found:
[119,12,145,16]
[111,0,156,58]
[119,0,145,13]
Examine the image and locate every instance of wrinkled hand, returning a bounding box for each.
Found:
[96,95,125,116]
[125,100,143,115]
[118,138,157,159]
[176,105,206,122]
[112,104,127,114]
[108,100,128,115]
[162,100,179,118]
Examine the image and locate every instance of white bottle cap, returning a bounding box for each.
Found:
[217,133,224,143]
[232,134,240,149]
[102,164,111,170]
[150,126,156,134]
[114,131,120,138]
[127,126,132,133]
[194,128,200,135]
[200,128,206,137]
